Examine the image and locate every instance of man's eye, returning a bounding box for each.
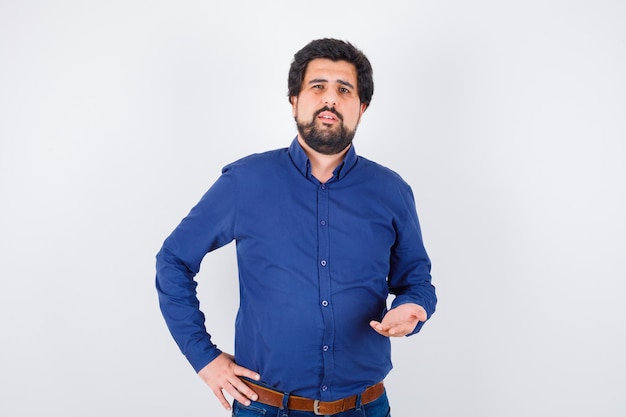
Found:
[339,87,350,93]
[313,84,324,89]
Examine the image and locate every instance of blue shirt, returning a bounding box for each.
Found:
[156,138,436,401]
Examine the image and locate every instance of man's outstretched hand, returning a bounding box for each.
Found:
[369,303,427,337]
[197,352,260,411]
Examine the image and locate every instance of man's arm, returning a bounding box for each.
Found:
[156,169,260,409]
[379,186,437,337]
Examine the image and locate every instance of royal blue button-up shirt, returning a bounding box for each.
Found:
[156,138,436,401]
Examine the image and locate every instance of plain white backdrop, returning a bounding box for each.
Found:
[1,1,625,416]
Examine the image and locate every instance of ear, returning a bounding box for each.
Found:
[356,102,368,125]
[290,96,298,117]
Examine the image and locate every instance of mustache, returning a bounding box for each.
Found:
[314,106,344,121]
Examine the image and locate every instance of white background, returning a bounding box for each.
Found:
[1,1,625,416]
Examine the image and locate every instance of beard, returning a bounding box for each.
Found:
[295,106,357,155]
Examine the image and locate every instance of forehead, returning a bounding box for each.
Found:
[303,58,358,84]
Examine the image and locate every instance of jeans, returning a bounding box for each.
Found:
[232,389,391,417]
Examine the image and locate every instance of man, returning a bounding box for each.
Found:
[156,38,436,416]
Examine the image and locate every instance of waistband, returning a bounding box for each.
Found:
[241,379,385,416]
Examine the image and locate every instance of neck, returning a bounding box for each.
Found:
[297,136,350,183]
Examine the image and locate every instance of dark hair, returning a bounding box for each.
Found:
[287,38,374,107]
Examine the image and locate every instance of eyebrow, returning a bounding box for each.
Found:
[308,78,355,90]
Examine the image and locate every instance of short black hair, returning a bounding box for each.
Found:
[287,38,374,107]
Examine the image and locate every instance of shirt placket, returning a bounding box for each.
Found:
[317,182,335,401]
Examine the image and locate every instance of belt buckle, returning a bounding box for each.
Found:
[313,399,323,415]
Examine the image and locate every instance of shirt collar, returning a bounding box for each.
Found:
[288,137,358,182]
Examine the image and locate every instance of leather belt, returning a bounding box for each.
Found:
[241,380,385,416]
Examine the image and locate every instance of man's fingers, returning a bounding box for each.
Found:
[231,364,260,402]
[369,320,392,336]
[197,353,262,410]
[369,319,412,337]
[233,363,261,381]
[224,383,251,407]
[387,323,410,336]
[223,368,260,407]
[211,386,233,411]
[369,320,383,330]
[231,377,259,402]
[212,378,259,410]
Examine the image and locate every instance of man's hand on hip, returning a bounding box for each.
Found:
[369,303,427,337]
[197,352,260,411]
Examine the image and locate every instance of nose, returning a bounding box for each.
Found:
[323,92,337,106]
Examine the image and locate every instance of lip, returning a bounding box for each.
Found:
[317,111,339,123]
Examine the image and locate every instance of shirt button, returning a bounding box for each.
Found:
[320,220,326,226]
[323,345,329,351]
[320,260,327,266]
[320,184,326,190]
[321,300,328,307]
[321,385,328,391]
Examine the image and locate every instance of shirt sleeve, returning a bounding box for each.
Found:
[387,186,437,336]
[155,167,238,372]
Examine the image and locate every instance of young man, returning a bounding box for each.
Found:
[156,38,437,416]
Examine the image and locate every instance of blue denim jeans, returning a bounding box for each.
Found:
[231,387,391,417]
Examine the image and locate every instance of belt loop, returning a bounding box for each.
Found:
[355,392,363,409]
[278,392,290,417]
